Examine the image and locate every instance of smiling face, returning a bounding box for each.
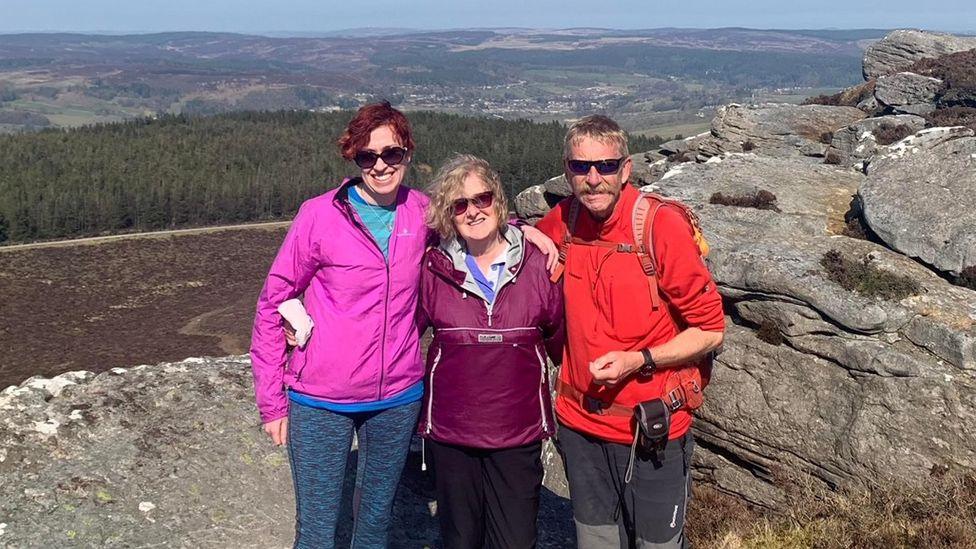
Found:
[358,125,410,203]
[452,173,499,248]
[566,136,632,220]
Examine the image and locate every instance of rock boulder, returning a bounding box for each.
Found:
[697,104,866,159]
[861,127,976,276]
[874,72,944,115]
[863,29,976,80]
[647,154,976,504]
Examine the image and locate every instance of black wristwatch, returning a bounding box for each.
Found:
[638,348,656,377]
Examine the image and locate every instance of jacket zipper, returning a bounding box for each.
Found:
[379,263,390,399]
[534,345,550,432]
[345,200,391,400]
[425,347,443,434]
[431,248,524,329]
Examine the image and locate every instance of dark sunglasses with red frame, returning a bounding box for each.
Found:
[451,191,494,216]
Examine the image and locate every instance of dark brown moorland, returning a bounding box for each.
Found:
[0,226,288,389]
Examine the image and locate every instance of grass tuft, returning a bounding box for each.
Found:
[820,250,921,300]
[872,123,914,145]
[688,472,976,549]
[755,321,784,346]
[709,190,781,212]
[924,106,976,132]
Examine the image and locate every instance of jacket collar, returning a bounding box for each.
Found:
[333,176,409,213]
[430,226,527,299]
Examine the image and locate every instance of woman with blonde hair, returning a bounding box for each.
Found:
[417,154,564,549]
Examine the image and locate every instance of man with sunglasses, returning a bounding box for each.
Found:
[535,115,725,548]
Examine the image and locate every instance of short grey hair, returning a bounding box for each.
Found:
[563,115,629,159]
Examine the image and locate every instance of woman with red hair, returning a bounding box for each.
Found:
[250,101,555,548]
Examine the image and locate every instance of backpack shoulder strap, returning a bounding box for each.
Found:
[550,198,580,283]
[631,193,666,309]
[632,191,710,309]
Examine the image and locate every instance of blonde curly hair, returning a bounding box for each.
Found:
[426,154,509,241]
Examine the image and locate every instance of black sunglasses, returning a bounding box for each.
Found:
[354,146,409,169]
[451,191,494,216]
[566,157,626,176]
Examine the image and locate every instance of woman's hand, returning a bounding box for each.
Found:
[264,417,288,446]
[283,321,298,348]
[520,224,559,273]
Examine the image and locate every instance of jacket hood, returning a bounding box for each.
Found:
[433,226,525,301]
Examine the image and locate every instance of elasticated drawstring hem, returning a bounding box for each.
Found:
[421,438,427,472]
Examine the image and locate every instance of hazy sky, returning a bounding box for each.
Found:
[1,0,973,34]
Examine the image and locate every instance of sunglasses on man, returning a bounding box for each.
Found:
[566,156,626,176]
[354,146,409,169]
[451,191,494,216]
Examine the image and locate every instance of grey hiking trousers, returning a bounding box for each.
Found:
[556,423,694,549]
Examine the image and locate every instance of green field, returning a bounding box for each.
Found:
[633,121,711,140]
[5,98,147,127]
[751,87,847,105]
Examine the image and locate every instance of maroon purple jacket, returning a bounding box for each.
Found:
[417,228,564,449]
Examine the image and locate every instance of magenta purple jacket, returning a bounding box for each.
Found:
[417,228,564,449]
[250,178,430,423]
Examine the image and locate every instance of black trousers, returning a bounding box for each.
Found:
[556,423,694,549]
[428,440,544,549]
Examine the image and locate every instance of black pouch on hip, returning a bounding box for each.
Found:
[634,398,671,454]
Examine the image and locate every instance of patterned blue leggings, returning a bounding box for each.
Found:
[287,399,421,549]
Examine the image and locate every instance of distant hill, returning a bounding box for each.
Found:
[0,28,870,133]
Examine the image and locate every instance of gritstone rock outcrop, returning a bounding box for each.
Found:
[516,29,976,507]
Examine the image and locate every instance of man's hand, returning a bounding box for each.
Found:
[263,417,288,446]
[520,224,559,273]
[589,351,644,387]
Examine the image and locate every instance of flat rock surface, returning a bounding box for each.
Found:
[0,358,575,548]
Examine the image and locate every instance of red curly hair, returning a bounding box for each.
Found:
[337,101,415,161]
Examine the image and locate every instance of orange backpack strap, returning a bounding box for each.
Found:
[550,198,580,283]
[631,194,666,310]
[631,191,710,309]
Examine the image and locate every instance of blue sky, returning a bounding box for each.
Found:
[1,0,973,34]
